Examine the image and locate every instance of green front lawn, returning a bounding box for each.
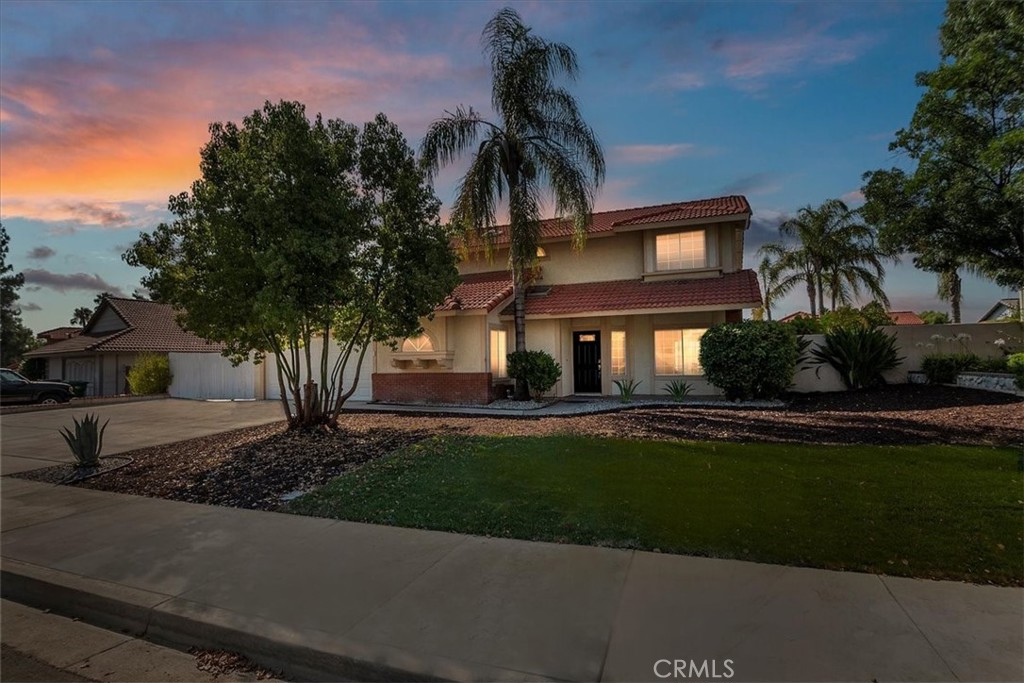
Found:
[288,435,1024,585]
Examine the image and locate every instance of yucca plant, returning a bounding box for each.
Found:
[59,414,109,468]
[613,378,642,403]
[810,327,903,390]
[663,379,693,402]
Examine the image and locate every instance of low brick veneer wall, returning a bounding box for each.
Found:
[372,372,494,405]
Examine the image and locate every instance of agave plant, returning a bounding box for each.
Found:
[663,379,693,402]
[810,327,904,390]
[59,414,109,468]
[613,378,643,403]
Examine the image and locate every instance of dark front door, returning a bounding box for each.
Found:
[573,331,601,393]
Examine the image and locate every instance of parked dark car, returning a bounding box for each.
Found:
[0,369,74,405]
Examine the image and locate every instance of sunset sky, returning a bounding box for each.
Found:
[0,0,1009,332]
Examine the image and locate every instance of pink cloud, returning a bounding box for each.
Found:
[0,23,475,204]
[713,24,876,88]
[612,143,697,164]
[654,72,705,91]
[841,190,865,204]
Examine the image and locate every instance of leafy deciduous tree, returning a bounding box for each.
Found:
[863,2,1023,292]
[126,101,459,429]
[0,225,36,366]
[421,7,605,399]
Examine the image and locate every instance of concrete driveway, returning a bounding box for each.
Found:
[0,399,284,475]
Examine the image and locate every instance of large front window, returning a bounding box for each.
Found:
[489,329,508,378]
[654,328,707,375]
[656,230,705,271]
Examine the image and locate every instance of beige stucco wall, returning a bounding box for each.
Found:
[456,221,744,285]
[375,315,489,375]
[521,312,727,398]
[790,322,1020,393]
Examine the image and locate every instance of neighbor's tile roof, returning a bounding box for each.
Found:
[36,326,82,341]
[889,310,925,325]
[25,297,225,356]
[500,270,761,317]
[436,271,514,312]
[482,195,751,246]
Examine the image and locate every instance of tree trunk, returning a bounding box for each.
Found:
[512,268,529,400]
[806,280,817,318]
[950,271,962,324]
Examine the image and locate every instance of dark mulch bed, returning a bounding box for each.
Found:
[595,385,1023,447]
[70,425,431,510]
[11,385,1020,510]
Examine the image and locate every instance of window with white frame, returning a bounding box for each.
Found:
[654,328,707,375]
[489,328,508,378]
[655,230,706,271]
[610,330,626,376]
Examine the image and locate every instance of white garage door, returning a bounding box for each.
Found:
[168,353,256,400]
[264,338,373,403]
[65,358,96,396]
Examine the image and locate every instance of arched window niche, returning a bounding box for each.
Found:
[392,330,453,370]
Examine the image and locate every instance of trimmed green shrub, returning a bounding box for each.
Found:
[921,353,980,384]
[613,378,642,403]
[19,357,48,380]
[810,327,903,390]
[663,379,693,402]
[699,321,799,401]
[59,413,109,468]
[781,316,821,335]
[975,356,1009,373]
[507,350,561,401]
[127,353,173,395]
[1007,353,1024,389]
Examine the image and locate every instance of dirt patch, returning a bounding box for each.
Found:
[13,385,1020,509]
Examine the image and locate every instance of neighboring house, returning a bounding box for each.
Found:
[36,326,83,345]
[373,195,762,404]
[23,297,227,396]
[978,298,1021,322]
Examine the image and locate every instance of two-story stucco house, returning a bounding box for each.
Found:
[373,194,762,404]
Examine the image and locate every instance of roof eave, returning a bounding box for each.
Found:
[612,212,751,233]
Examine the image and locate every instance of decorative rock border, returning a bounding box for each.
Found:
[909,370,1022,396]
[956,371,1021,396]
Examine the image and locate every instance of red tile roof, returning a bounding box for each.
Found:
[889,310,925,325]
[36,326,82,342]
[500,270,761,317]
[437,271,514,312]
[481,195,751,246]
[25,298,225,356]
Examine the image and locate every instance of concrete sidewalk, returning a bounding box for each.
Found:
[2,478,1021,682]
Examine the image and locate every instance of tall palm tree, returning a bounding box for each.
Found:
[754,250,790,321]
[70,307,92,326]
[775,199,889,317]
[421,7,604,399]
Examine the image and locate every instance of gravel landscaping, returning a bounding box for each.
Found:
[10,385,1021,510]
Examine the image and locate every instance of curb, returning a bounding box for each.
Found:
[0,559,538,682]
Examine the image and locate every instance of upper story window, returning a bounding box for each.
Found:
[655,230,705,271]
[402,334,434,353]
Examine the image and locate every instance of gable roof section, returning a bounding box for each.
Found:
[479,195,751,246]
[25,298,225,357]
[437,271,514,312]
[979,298,1019,322]
[500,270,761,317]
